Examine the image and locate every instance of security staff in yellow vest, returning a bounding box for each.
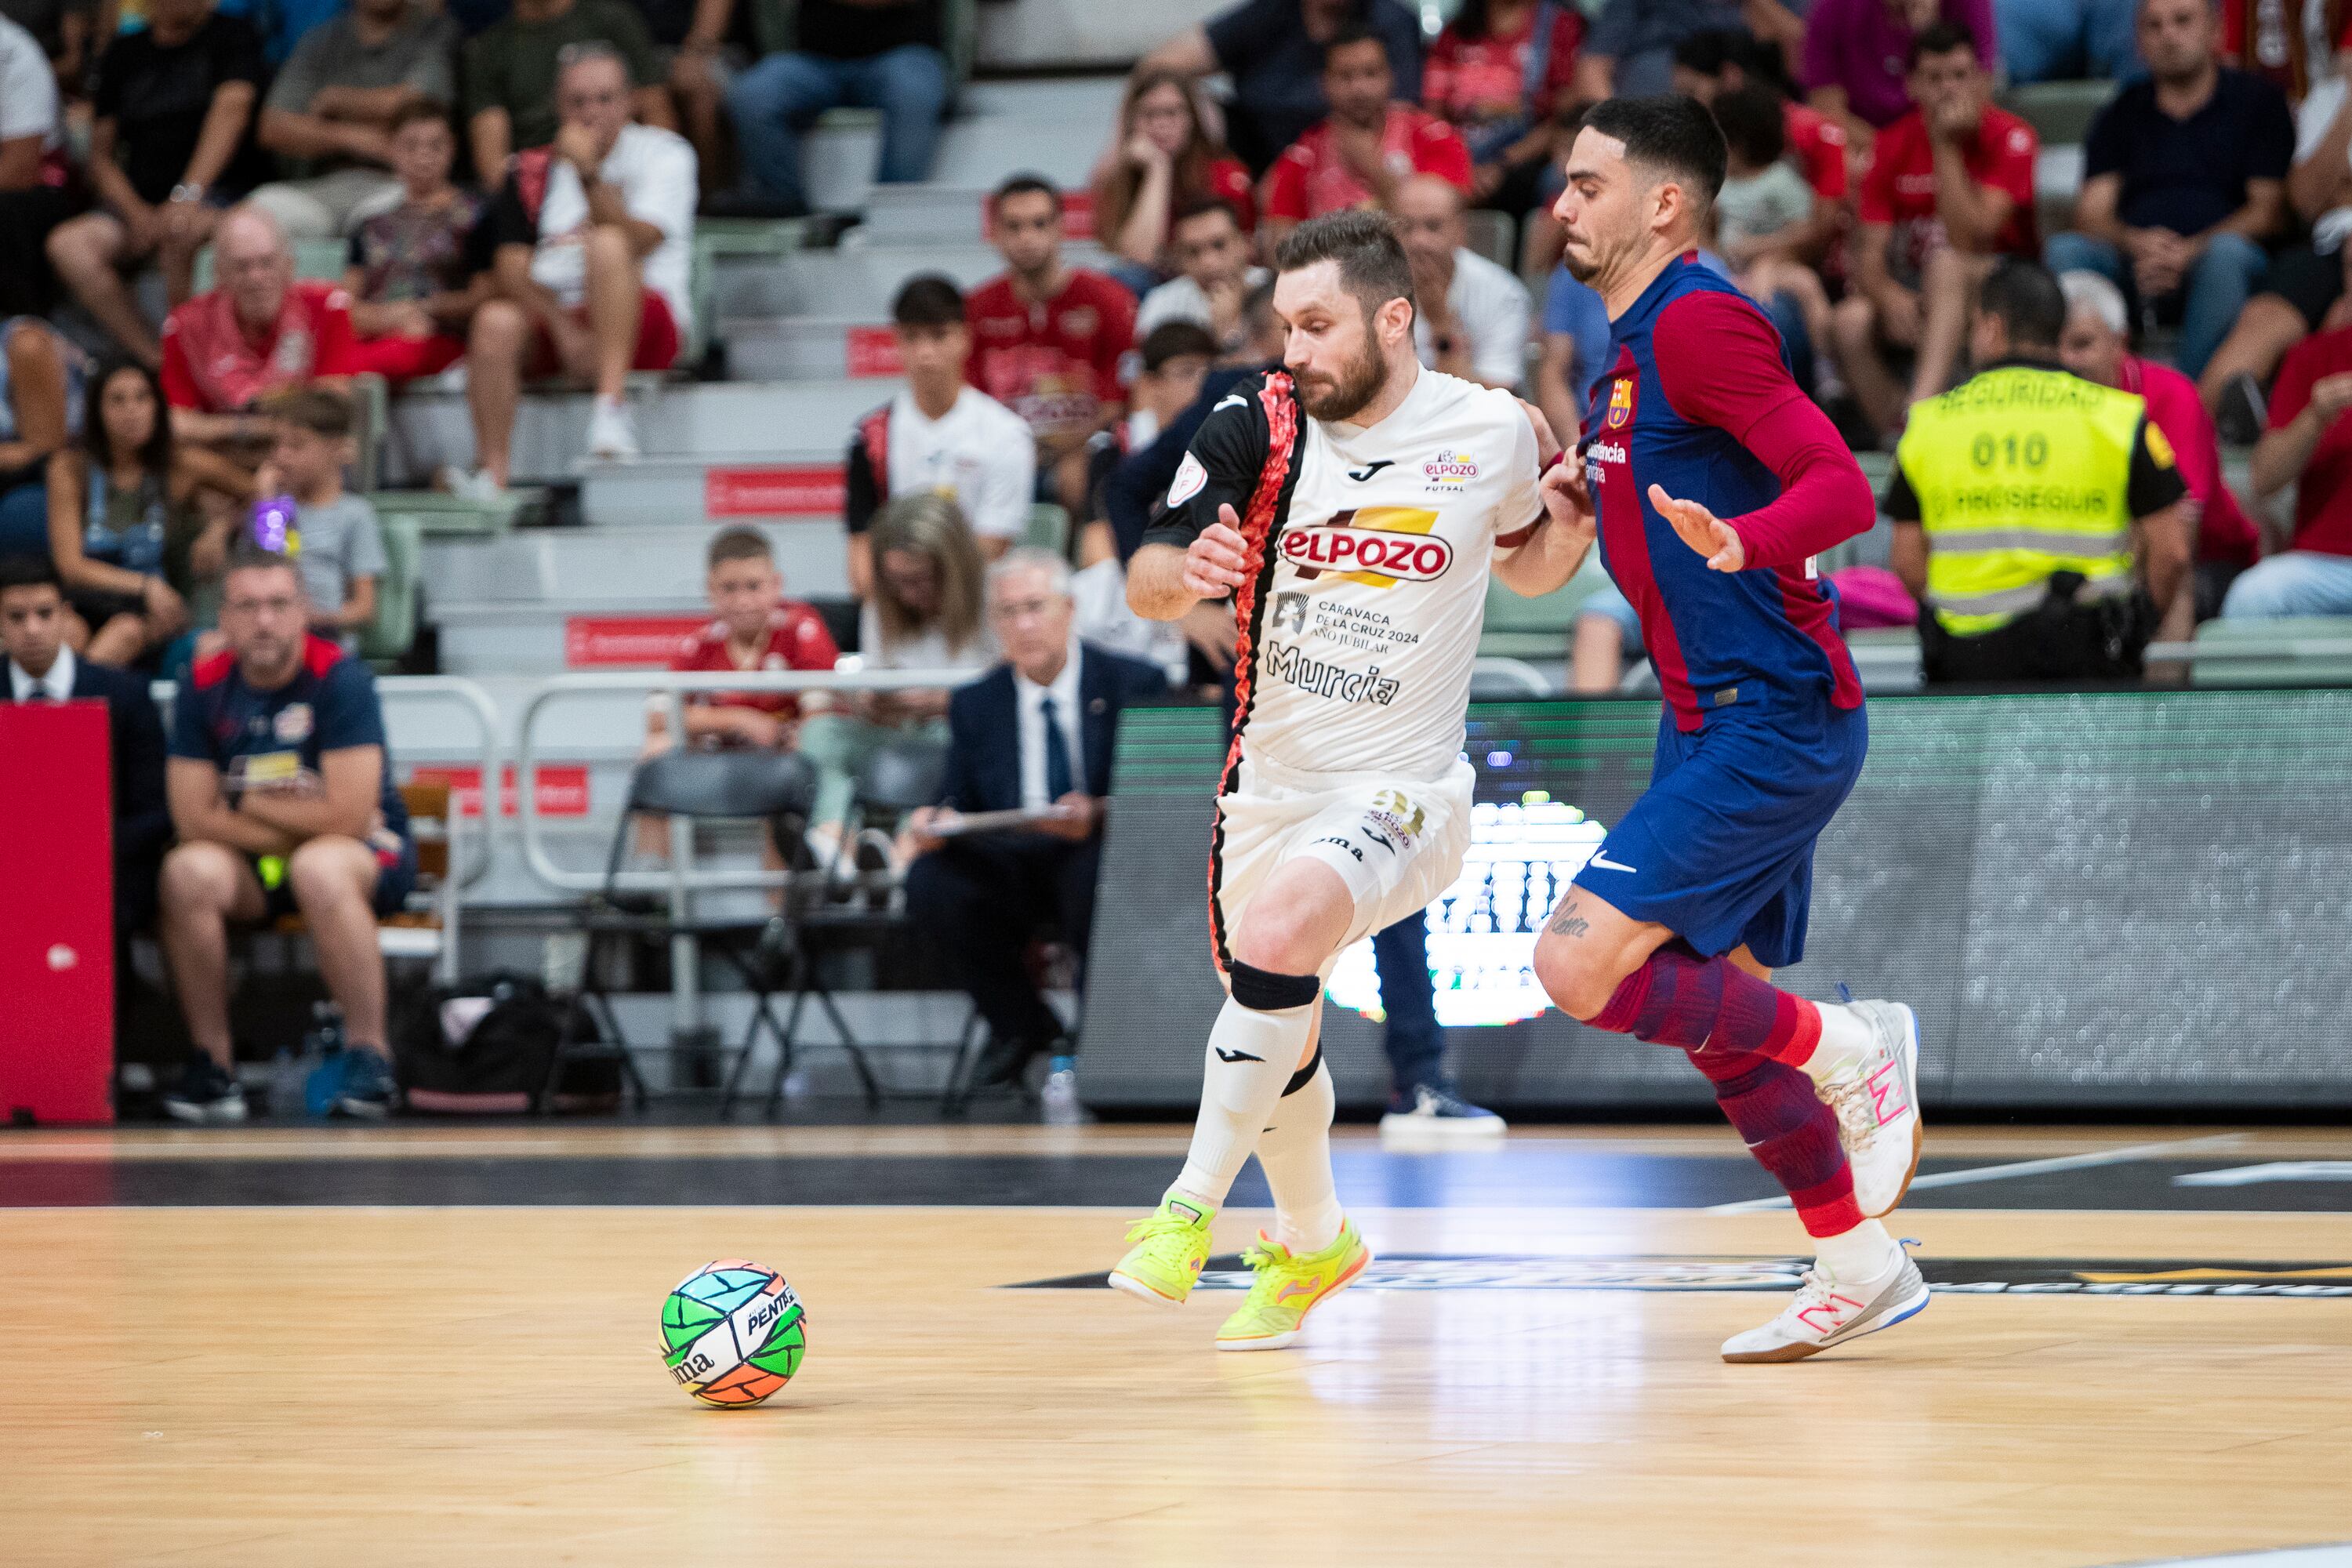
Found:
[1885,260,2194,683]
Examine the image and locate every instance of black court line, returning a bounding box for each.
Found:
[2,1148,2349,1209]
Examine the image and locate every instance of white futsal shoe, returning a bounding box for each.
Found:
[1721,1243,1929,1363]
[1810,996,1923,1218]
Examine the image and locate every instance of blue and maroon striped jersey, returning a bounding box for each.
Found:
[1583,255,1871,731]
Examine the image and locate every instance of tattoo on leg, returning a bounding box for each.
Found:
[1547,895,1590,939]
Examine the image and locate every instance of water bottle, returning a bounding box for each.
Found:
[267,1048,305,1120]
[1041,1054,1084,1126]
[301,1003,348,1116]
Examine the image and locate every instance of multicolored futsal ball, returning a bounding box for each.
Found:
[660,1259,807,1407]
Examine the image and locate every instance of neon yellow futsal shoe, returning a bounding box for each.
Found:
[1107,1193,1217,1308]
[1214,1220,1371,1352]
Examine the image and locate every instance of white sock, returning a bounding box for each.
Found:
[1802,1001,1878,1085]
[1256,1056,1342,1254]
[1813,1218,1897,1283]
[1171,996,1317,1210]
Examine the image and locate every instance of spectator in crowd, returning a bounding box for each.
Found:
[2230,301,2352,616]
[629,0,753,199]
[1123,321,1218,452]
[1998,0,2140,83]
[1834,22,2039,441]
[463,42,696,487]
[1422,0,1584,218]
[844,274,1034,600]
[0,555,171,936]
[904,548,1166,1089]
[247,0,461,241]
[45,359,251,667]
[2048,0,2295,382]
[1,0,93,91]
[1534,265,1610,446]
[250,390,387,652]
[857,491,996,686]
[47,0,270,362]
[464,0,667,183]
[2198,41,2352,436]
[342,100,488,385]
[1575,0,1798,101]
[158,543,415,1122]
[1711,84,1836,394]
[0,13,77,320]
[158,205,358,450]
[2060,268,2260,622]
[1804,0,1997,145]
[724,0,946,216]
[1262,25,1472,246]
[648,525,838,757]
[967,175,1135,519]
[0,318,78,560]
[1091,68,1257,281]
[1137,201,1269,357]
[1671,28,1848,234]
[1886,260,2193,681]
[1141,0,1425,175]
[1391,173,1531,391]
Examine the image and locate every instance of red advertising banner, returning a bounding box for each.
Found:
[844,325,902,377]
[564,615,707,666]
[410,764,593,818]
[0,703,114,1123]
[705,464,847,517]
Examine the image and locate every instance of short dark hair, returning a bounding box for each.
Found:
[224,541,303,586]
[990,174,1062,218]
[0,555,62,597]
[268,387,353,438]
[707,526,774,569]
[891,273,966,329]
[1671,27,1740,77]
[1908,19,1978,69]
[1139,321,1219,374]
[388,96,453,137]
[1712,84,1788,169]
[1977,258,2067,349]
[1321,20,1388,69]
[1272,209,1417,324]
[1171,196,1242,234]
[1578,95,1728,209]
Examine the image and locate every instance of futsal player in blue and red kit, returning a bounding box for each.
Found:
[1528,97,1930,1362]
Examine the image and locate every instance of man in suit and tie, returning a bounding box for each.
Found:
[905,547,1168,1089]
[0,556,171,935]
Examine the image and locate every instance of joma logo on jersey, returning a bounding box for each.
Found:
[1279,507,1451,587]
[1606,377,1635,430]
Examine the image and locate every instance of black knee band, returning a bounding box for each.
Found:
[1229,960,1320,1011]
[1279,1047,1324,1098]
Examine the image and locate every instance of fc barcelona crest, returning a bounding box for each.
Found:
[1606,377,1635,430]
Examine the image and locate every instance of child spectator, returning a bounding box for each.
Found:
[646,525,840,755]
[1124,321,1218,452]
[44,358,253,667]
[1713,83,1835,393]
[1091,68,1257,281]
[251,389,387,652]
[344,101,486,384]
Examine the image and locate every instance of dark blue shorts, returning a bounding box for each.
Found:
[251,836,419,923]
[1571,702,1867,970]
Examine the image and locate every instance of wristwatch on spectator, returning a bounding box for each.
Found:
[169,183,207,205]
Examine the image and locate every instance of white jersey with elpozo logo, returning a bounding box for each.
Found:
[1143,365,1544,785]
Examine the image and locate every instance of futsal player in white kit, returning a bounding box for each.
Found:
[1106,210,1587,1348]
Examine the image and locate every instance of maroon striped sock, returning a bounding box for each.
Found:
[1689,1047,1863,1239]
[1588,946,1824,1066]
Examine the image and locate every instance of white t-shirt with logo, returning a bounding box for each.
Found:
[887,386,1036,541]
[1146,365,1544,784]
[527,123,699,334]
[1412,248,1533,391]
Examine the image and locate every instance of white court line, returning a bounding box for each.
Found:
[1704,1134,2250,1213]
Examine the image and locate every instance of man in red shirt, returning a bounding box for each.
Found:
[2058,267,2260,626]
[2228,321,2352,619]
[1831,21,2038,442]
[966,174,1136,518]
[158,205,357,450]
[1261,25,1472,247]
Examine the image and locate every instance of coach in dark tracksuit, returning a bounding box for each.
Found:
[905,549,1167,1087]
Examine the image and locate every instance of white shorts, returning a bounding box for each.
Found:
[1210,755,1476,979]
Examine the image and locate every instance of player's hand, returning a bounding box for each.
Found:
[904,805,953,856]
[1539,449,1595,536]
[1038,793,1100,842]
[1650,484,1747,572]
[1182,506,1251,597]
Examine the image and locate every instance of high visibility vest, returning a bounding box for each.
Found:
[1896,364,2147,636]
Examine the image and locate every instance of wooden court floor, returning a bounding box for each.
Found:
[2,1125,2349,1566]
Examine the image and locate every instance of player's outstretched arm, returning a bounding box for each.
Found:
[1127,503,1252,622]
[1649,484,1748,572]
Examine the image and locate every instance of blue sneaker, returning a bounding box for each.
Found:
[332,1047,399,1120]
[1379,1082,1506,1144]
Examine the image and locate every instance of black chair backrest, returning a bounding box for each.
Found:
[627,749,818,821]
[855,735,950,815]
